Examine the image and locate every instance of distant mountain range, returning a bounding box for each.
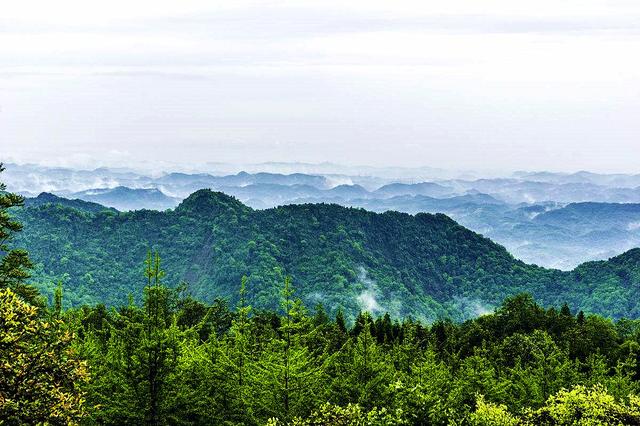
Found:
[66,187,181,211]
[6,162,640,269]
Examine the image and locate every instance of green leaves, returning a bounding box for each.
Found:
[0,288,89,425]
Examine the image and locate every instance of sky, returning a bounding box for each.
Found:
[1,0,639,173]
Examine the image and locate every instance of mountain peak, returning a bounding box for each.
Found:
[35,192,61,202]
[26,192,116,213]
[176,189,249,215]
[609,248,640,265]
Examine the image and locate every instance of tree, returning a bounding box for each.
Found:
[0,163,39,305]
[469,396,518,426]
[267,402,405,425]
[215,275,255,423]
[524,384,640,425]
[0,288,89,425]
[335,308,347,334]
[142,250,177,426]
[328,313,393,411]
[251,277,325,421]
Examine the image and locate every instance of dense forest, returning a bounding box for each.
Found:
[6,259,640,425]
[4,164,640,425]
[13,189,640,321]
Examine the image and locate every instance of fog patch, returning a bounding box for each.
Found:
[326,176,354,188]
[156,185,181,198]
[356,266,382,314]
[453,296,493,318]
[306,291,326,305]
[627,222,640,231]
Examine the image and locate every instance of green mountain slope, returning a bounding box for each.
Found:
[25,192,117,213]
[13,190,640,320]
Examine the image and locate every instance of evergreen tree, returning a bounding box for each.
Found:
[141,251,178,426]
[335,308,347,334]
[217,275,255,423]
[252,277,325,421]
[0,163,39,304]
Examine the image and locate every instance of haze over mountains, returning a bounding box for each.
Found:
[6,162,640,270]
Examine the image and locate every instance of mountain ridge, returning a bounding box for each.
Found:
[13,189,640,320]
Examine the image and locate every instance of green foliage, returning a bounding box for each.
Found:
[13,190,640,319]
[7,252,640,425]
[470,385,640,425]
[0,163,40,305]
[0,288,89,425]
[8,185,640,425]
[62,278,640,425]
[267,402,405,425]
[525,384,640,425]
[469,396,519,426]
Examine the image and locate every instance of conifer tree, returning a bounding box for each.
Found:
[335,308,347,334]
[0,163,39,305]
[252,277,324,421]
[142,250,172,426]
[215,275,255,423]
[53,281,63,318]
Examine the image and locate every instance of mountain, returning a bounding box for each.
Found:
[25,192,116,213]
[327,184,370,199]
[12,190,640,320]
[514,170,640,188]
[155,171,330,197]
[533,202,640,231]
[497,202,640,269]
[3,163,153,194]
[374,182,454,198]
[68,186,181,211]
[443,178,640,204]
[218,183,324,207]
[7,162,640,269]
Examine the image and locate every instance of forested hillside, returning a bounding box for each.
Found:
[12,189,640,320]
[5,167,640,425]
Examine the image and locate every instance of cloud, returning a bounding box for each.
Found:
[2,0,640,172]
[453,296,493,318]
[627,222,640,231]
[356,267,382,313]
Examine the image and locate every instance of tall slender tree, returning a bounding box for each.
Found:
[252,277,324,421]
[0,163,39,305]
[143,250,168,426]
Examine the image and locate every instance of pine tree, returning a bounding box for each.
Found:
[335,308,347,334]
[53,281,63,318]
[0,163,39,305]
[208,275,255,424]
[327,312,392,410]
[313,303,330,327]
[252,277,325,421]
[143,250,170,426]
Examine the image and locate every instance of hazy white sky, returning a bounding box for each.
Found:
[1,0,639,172]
